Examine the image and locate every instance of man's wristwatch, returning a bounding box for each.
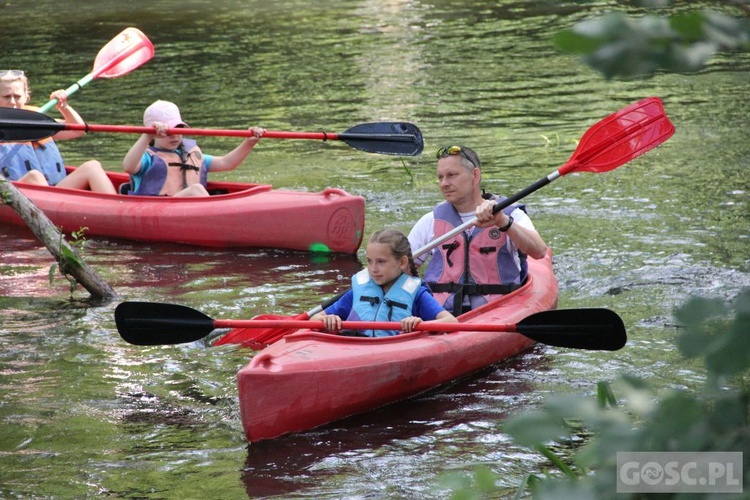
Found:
[498,215,514,232]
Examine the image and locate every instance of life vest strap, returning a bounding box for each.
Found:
[442,241,460,267]
[167,161,200,172]
[383,298,408,321]
[359,295,380,306]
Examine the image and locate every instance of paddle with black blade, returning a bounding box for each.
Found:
[0,108,424,156]
[114,301,627,351]
[213,96,675,347]
[39,27,154,113]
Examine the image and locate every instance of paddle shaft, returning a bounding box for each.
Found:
[127,318,524,331]
[0,119,420,143]
[221,319,504,331]
[39,33,150,113]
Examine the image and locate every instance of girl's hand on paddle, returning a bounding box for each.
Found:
[320,314,343,332]
[401,316,422,332]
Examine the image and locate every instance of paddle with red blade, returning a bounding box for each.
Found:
[213,96,675,346]
[0,108,423,156]
[39,27,154,113]
[114,301,627,351]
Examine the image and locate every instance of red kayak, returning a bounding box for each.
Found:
[237,250,559,442]
[2,168,365,254]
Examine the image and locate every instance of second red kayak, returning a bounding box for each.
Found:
[2,168,365,254]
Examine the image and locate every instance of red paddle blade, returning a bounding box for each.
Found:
[559,97,675,176]
[93,27,155,79]
[212,312,309,348]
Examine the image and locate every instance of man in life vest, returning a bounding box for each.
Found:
[408,145,548,316]
[0,69,116,194]
[122,100,265,196]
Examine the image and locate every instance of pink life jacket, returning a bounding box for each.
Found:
[423,196,527,315]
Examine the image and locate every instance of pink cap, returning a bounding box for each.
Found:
[143,100,188,128]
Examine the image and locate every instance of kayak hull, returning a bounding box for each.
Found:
[237,250,558,442]
[2,169,365,254]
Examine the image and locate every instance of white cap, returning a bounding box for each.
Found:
[143,100,188,128]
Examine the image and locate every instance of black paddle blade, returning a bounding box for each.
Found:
[517,308,627,351]
[114,301,215,346]
[0,107,63,142]
[339,122,424,156]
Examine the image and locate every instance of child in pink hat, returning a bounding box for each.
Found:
[122,100,265,196]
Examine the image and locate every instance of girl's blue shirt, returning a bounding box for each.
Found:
[324,285,446,321]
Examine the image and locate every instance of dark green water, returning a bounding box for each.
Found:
[1,0,749,497]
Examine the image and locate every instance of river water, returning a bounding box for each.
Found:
[1,0,749,497]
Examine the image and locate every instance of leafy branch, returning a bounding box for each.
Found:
[554,9,750,79]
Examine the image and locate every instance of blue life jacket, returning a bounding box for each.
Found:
[33,139,66,185]
[346,270,422,337]
[0,139,66,185]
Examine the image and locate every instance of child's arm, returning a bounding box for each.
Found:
[123,122,167,175]
[433,310,459,323]
[209,127,265,172]
[47,90,88,141]
[309,290,351,332]
[400,288,459,332]
[400,311,457,332]
[122,134,153,175]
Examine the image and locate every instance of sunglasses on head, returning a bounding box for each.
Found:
[436,145,478,169]
[0,70,25,78]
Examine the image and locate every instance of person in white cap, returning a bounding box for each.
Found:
[122,100,265,196]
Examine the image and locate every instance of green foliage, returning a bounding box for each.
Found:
[439,291,750,498]
[49,226,89,293]
[677,292,750,378]
[554,10,750,79]
[491,290,750,498]
[0,179,10,204]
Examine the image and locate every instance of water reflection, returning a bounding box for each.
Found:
[1,227,363,316]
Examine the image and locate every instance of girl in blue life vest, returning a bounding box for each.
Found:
[122,100,265,197]
[0,70,116,194]
[310,229,458,337]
